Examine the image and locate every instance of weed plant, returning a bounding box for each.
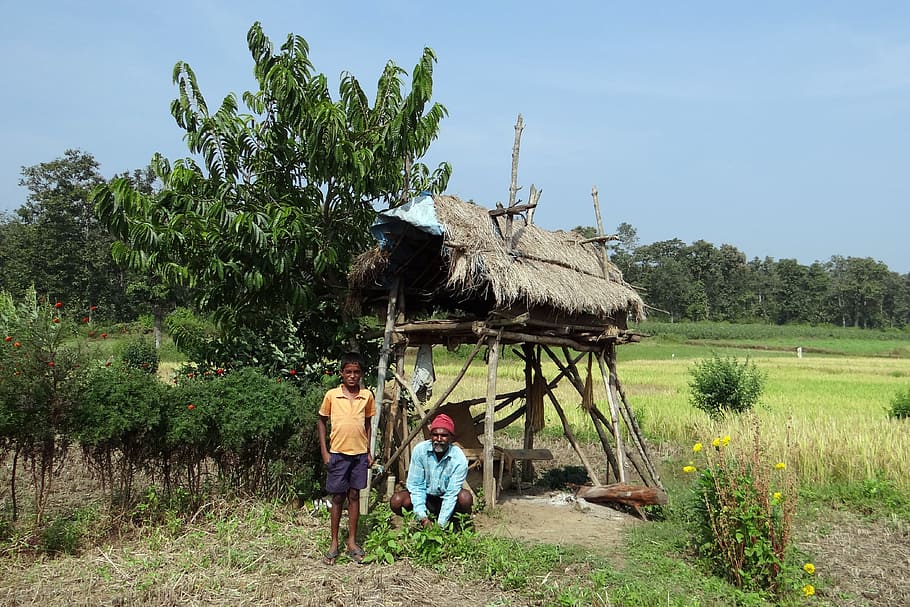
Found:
[689,354,766,419]
[887,387,910,419]
[684,419,807,598]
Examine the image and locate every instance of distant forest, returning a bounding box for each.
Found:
[574,224,909,329]
[1,150,907,330]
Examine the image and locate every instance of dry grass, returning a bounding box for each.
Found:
[0,499,516,607]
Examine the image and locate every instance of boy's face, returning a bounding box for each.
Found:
[340,362,363,389]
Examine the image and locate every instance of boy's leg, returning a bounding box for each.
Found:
[346,487,360,552]
[344,453,370,560]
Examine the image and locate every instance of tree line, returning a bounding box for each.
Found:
[582,223,910,329]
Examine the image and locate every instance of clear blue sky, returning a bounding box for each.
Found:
[3,2,908,272]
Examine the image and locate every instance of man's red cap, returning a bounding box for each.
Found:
[429,413,455,435]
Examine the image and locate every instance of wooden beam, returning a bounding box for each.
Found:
[598,351,626,483]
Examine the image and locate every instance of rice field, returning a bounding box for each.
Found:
[427,341,910,494]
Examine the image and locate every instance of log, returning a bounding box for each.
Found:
[575,483,668,507]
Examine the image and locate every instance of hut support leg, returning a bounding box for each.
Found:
[598,350,626,483]
[613,365,664,491]
[521,344,536,483]
[366,278,399,511]
[483,332,502,506]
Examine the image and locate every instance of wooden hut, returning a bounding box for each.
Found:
[350,193,664,512]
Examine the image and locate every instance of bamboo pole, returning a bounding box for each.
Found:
[377,336,486,484]
[483,331,502,506]
[597,351,626,483]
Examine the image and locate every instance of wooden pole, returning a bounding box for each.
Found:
[483,331,503,506]
[521,344,535,482]
[591,186,611,274]
[506,114,525,236]
[614,367,664,490]
[597,351,626,483]
[365,278,399,511]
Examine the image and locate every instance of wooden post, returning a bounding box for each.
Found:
[591,186,611,273]
[484,331,502,506]
[364,278,399,511]
[521,344,535,482]
[597,351,626,483]
[505,114,525,245]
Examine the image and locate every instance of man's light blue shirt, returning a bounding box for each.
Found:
[406,440,468,528]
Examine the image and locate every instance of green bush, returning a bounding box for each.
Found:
[74,365,165,505]
[689,354,765,419]
[119,338,159,374]
[887,387,910,419]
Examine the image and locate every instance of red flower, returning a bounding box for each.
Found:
[187,372,195,379]
[216,368,224,376]
[47,361,55,367]
[82,317,90,323]
[54,302,63,309]
[4,336,11,342]
[187,404,195,410]
[53,318,60,324]
[289,369,297,376]
[90,305,97,311]
[101,333,108,339]
[13,342,21,348]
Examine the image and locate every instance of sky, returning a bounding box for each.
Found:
[2,2,909,273]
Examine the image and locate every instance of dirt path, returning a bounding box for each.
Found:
[474,490,640,554]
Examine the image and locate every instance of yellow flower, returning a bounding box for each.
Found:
[721,435,731,446]
[802,584,815,596]
[772,492,782,501]
[775,462,786,470]
[712,437,721,448]
[693,442,703,453]
[803,563,815,575]
[683,465,697,473]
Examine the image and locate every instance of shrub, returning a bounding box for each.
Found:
[689,354,765,419]
[686,422,798,595]
[74,365,165,505]
[887,387,910,420]
[119,338,159,374]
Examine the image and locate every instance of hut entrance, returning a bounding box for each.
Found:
[350,194,666,516]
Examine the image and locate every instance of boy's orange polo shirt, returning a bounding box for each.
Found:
[319,386,376,455]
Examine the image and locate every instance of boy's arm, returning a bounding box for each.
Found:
[364,415,373,466]
[317,415,330,464]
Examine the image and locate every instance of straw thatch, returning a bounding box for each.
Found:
[351,194,644,323]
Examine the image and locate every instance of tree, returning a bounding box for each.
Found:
[93,23,451,371]
[0,151,138,320]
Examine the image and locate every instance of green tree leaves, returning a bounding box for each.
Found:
[93,22,450,370]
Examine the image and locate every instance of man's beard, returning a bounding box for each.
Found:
[432,442,449,455]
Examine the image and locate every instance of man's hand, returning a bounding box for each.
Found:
[420,517,434,529]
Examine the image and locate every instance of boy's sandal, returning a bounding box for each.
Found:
[323,548,339,565]
[346,546,366,564]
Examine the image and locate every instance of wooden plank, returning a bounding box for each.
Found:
[504,448,553,461]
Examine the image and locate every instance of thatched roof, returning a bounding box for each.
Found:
[350,194,645,323]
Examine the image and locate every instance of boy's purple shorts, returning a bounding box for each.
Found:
[326,452,369,494]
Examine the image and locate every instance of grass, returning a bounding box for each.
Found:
[3,324,908,605]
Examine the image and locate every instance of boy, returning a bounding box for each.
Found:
[317,352,375,564]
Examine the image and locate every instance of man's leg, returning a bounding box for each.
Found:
[327,492,345,561]
[389,490,413,515]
